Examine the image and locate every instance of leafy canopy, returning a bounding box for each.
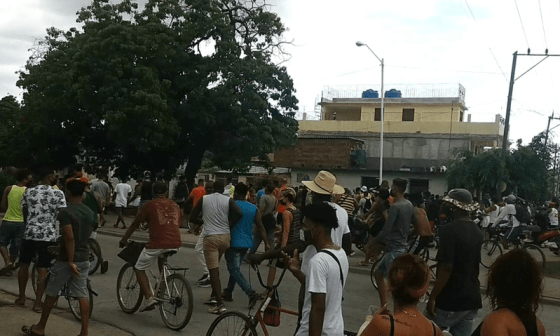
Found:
[10,0,298,179]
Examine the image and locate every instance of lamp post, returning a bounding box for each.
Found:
[357,41,384,185]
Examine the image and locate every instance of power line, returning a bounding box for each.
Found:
[513,0,530,47]
[538,0,548,47]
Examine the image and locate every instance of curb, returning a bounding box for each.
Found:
[96,230,560,307]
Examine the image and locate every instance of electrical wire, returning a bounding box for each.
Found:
[513,0,530,48]
[538,0,548,48]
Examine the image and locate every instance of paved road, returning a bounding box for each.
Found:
[1,233,560,335]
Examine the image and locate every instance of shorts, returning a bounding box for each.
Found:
[0,221,25,256]
[203,234,230,270]
[376,248,407,276]
[45,260,90,298]
[135,248,179,271]
[115,207,124,215]
[19,240,56,268]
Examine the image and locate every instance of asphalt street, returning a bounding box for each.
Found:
[1,233,560,335]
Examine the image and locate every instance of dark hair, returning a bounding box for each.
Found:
[266,183,275,193]
[213,180,225,192]
[283,190,295,203]
[153,182,167,195]
[392,178,408,193]
[66,179,86,197]
[198,179,205,185]
[388,254,430,305]
[180,175,186,180]
[35,165,54,180]
[235,182,249,196]
[486,249,543,318]
[16,169,31,182]
[261,179,269,188]
[378,188,390,200]
[408,193,424,207]
[302,202,338,230]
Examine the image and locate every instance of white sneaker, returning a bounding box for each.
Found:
[139,297,158,312]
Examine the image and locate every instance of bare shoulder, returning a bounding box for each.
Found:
[361,315,392,336]
[480,310,518,336]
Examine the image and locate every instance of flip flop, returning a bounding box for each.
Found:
[356,261,369,267]
[21,325,44,336]
[32,305,42,313]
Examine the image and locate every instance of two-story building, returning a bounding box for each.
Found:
[274,83,504,195]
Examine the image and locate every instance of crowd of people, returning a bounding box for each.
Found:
[0,165,549,336]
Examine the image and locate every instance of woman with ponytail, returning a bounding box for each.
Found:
[360,254,443,336]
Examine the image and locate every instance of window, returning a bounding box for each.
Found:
[375,108,384,121]
[460,111,464,122]
[402,108,415,121]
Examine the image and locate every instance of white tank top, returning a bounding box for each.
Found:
[202,193,231,235]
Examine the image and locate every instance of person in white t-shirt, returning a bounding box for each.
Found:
[113,178,132,229]
[547,202,559,227]
[494,195,520,248]
[284,202,349,336]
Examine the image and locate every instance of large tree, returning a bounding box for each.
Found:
[12,0,298,181]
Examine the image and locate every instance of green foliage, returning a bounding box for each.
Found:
[0,172,17,195]
[8,0,298,182]
[446,131,554,202]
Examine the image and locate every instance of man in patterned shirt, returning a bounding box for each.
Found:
[16,166,66,313]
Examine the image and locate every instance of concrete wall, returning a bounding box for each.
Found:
[274,138,363,170]
[290,169,448,195]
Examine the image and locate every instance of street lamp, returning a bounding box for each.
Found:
[356,41,385,185]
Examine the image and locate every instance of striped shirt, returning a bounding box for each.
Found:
[337,195,355,216]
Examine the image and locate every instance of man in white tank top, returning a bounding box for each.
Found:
[190,180,242,314]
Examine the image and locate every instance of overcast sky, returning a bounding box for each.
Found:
[2,0,560,146]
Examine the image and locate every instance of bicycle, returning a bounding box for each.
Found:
[483,225,546,270]
[31,247,98,322]
[116,241,193,331]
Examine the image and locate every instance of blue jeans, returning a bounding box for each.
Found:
[224,247,254,296]
[376,248,407,276]
[430,308,478,336]
[0,221,25,258]
[248,225,275,256]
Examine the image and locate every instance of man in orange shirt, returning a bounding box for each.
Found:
[187,179,206,208]
[186,179,211,287]
[274,179,288,224]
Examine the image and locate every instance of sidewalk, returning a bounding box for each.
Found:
[0,289,132,336]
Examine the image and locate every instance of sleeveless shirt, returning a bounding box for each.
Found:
[4,185,26,222]
[285,206,302,245]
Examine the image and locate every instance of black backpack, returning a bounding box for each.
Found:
[514,204,531,224]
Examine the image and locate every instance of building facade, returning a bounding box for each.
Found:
[275,84,504,195]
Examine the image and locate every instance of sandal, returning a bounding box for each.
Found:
[21,325,44,336]
[32,304,42,313]
[357,261,369,267]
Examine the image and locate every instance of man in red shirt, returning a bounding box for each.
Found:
[119,182,182,312]
[186,179,206,208]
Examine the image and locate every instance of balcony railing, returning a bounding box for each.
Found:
[321,83,465,102]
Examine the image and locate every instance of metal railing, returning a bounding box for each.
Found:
[321,83,465,101]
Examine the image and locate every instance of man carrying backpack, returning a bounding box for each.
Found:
[495,195,526,249]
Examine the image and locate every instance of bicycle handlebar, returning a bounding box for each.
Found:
[251,263,289,291]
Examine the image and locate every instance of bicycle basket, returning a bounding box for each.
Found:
[117,241,145,265]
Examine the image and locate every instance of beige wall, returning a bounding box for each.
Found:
[298,120,503,136]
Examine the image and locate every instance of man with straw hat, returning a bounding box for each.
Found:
[427,188,483,336]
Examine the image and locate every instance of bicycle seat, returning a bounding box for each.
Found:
[162,251,177,257]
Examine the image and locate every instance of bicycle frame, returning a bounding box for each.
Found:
[250,265,298,336]
[146,256,189,304]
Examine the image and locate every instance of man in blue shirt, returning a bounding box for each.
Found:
[256,180,268,204]
[222,183,270,308]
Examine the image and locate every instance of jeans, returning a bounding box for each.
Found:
[224,247,254,296]
[0,221,25,257]
[506,226,523,243]
[247,224,275,256]
[430,308,478,336]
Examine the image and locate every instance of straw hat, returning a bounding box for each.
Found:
[302,171,344,195]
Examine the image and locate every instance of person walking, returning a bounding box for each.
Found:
[283,202,349,336]
[0,168,32,276]
[21,178,94,336]
[16,166,66,313]
[221,183,269,308]
[113,177,132,229]
[190,180,242,314]
[90,172,110,225]
[427,189,483,336]
[373,178,414,307]
[245,184,277,260]
[187,180,210,287]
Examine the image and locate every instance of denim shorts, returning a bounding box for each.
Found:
[45,260,90,298]
[376,248,407,276]
[0,221,25,255]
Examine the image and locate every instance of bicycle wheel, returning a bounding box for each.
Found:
[420,264,438,303]
[158,273,193,331]
[480,239,502,268]
[88,239,102,275]
[116,263,143,314]
[523,244,546,270]
[67,283,94,322]
[370,258,381,290]
[206,311,258,336]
